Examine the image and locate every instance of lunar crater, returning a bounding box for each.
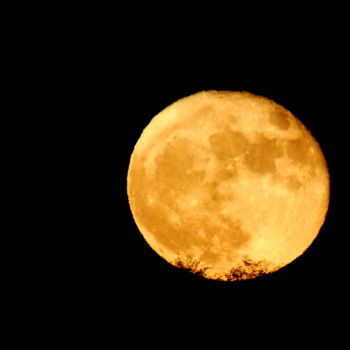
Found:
[269,105,292,130]
[209,129,250,160]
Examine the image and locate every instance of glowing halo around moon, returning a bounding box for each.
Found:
[127,91,330,281]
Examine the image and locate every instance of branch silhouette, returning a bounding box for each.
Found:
[224,257,271,281]
[174,256,273,281]
[174,257,210,278]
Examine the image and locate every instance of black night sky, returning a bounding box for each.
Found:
[20,5,348,344]
[94,64,341,309]
[75,32,344,336]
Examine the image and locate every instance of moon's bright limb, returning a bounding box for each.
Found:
[127,91,330,281]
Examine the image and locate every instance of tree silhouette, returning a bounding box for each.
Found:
[174,257,210,278]
[173,256,274,281]
[224,257,272,281]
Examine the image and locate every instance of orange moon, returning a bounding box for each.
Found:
[127,91,330,281]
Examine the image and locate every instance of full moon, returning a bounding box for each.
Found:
[127,91,329,281]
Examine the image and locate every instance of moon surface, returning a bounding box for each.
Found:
[127,91,330,281]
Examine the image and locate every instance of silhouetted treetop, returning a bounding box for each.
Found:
[174,257,210,278]
[224,257,272,281]
[173,256,274,281]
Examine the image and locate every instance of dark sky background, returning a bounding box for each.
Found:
[76,33,344,337]
[95,65,340,308]
[19,6,347,343]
